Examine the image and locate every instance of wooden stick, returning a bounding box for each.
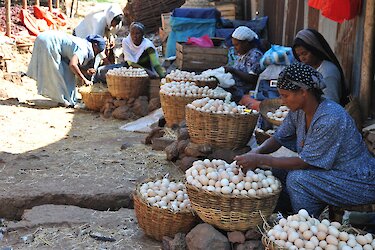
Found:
[56,0,59,9]
[49,0,53,11]
[35,0,40,7]
[22,0,27,9]
[5,0,11,37]
[360,0,375,119]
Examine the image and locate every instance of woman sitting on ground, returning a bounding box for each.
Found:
[292,28,349,105]
[223,26,263,103]
[234,63,375,217]
[94,22,166,83]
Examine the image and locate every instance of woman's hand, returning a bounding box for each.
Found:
[234,152,260,173]
[84,78,93,86]
[86,68,96,76]
[224,66,235,74]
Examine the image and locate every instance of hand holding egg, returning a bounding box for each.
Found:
[233,153,260,173]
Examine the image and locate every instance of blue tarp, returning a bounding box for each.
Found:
[166,17,217,57]
[172,8,220,19]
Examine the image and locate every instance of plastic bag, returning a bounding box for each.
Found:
[260,45,295,69]
[186,35,214,48]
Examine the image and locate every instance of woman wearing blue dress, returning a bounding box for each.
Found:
[235,63,375,217]
[27,31,106,107]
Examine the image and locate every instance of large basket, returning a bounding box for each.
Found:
[185,107,259,148]
[106,74,149,99]
[186,183,281,232]
[133,185,198,241]
[160,92,200,127]
[259,98,284,126]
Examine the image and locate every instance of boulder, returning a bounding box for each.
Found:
[234,240,262,250]
[148,97,161,112]
[227,231,246,244]
[186,223,230,250]
[177,127,189,141]
[162,233,187,250]
[133,96,149,117]
[177,139,189,155]
[112,106,133,120]
[165,141,179,161]
[177,156,198,172]
[113,99,128,107]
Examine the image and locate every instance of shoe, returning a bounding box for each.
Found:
[73,103,86,109]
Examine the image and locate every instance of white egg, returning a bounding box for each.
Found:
[220,178,229,187]
[298,209,310,219]
[221,186,232,194]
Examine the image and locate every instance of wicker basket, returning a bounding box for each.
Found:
[106,74,149,99]
[195,79,218,89]
[133,184,198,241]
[261,222,285,250]
[185,107,259,148]
[160,92,200,127]
[79,91,112,111]
[186,183,281,231]
[259,98,285,126]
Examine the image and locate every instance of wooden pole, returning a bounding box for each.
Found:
[360,0,375,119]
[48,0,53,11]
[22,0,27,9]
[35,0,40,7]
[5,0,11,37]
[56,0,60,9]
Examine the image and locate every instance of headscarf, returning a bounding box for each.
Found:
[122,28,156,63]
[277,63,326,91]
[130,22,145,32]
[232,26,258,42]
[293,28,349,105]
[105,4,123,28]
[86,34,106,52]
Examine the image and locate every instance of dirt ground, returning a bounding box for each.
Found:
[0,3,182,249]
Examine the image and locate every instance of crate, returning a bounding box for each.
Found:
[216,3,236,19]
[161,13,171,33]
[175,42,228,72]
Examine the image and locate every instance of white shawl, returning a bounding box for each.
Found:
[122,35,157,63]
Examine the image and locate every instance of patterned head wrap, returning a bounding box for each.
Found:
[86,34,106,52]
[277,63,326,90]
[130,22,145,33]
[232,26,258,42]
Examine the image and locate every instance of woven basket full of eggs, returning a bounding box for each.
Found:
[159,81,230,127]
[185,98,259,148]
[78,84,112,111]
[106,67,149,99]
[185,159,281,232]
[261,208,375,250]
[259,98,289,126]
[133,177,198,241]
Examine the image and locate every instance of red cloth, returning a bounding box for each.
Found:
[308,0,361,23]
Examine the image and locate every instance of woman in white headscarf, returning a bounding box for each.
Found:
[73,5,123,41]
[224,26,264,103]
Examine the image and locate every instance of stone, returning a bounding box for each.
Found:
[132,96,149,117]
[165,141,179,161]
[177,156,198,172]
[144,127,165,145]
[198,144,212,155]
[127,97,136,105]
[162,233,187,250]
[177,128,189,141]
[234,240,262,250]
[245,229,262,240]
[151,137,175,151]
[113,99,127,107]
[112,106,132,120]
[186,223,230,250]
[148,97,161,112]
[177,139,189,155]
[184,143,208,158]
[227,231,246,244]
[102,109,113,119]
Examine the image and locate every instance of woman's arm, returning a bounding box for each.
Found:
[69,54,91,85]
[146,48,165,78]
[252,137,282,154]
[224,66,258,88]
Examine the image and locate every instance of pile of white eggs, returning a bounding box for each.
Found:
[267,209,375,250]
[193,75,217,82]
[187,97,258,115]
[185,159,281,196]
[166,69,196,82]
[107,67,148,77]
[266,105,289,121]
[139,178,192,212]
[160,81,229,100]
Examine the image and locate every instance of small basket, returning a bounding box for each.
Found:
[106,74,149,99]
[259,98,284,126]
[185,107,259,148]
[185,183,281,232]
[80,91,112,111]
[160,92,200,127]
[195,79,218,89]
[133,181,198,241]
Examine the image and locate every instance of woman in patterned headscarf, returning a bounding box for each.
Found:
[235,63,375,217]
[224,26,263,103]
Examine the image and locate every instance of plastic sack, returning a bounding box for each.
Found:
[186,35,214,48]
[260,45,295,69]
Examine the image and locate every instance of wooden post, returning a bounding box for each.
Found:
[22,0,27,9]
[56,0,60,9]
[360,0,375,119]
[5,0,11,37]
[48,0,53,11]
[35,0,40,6]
